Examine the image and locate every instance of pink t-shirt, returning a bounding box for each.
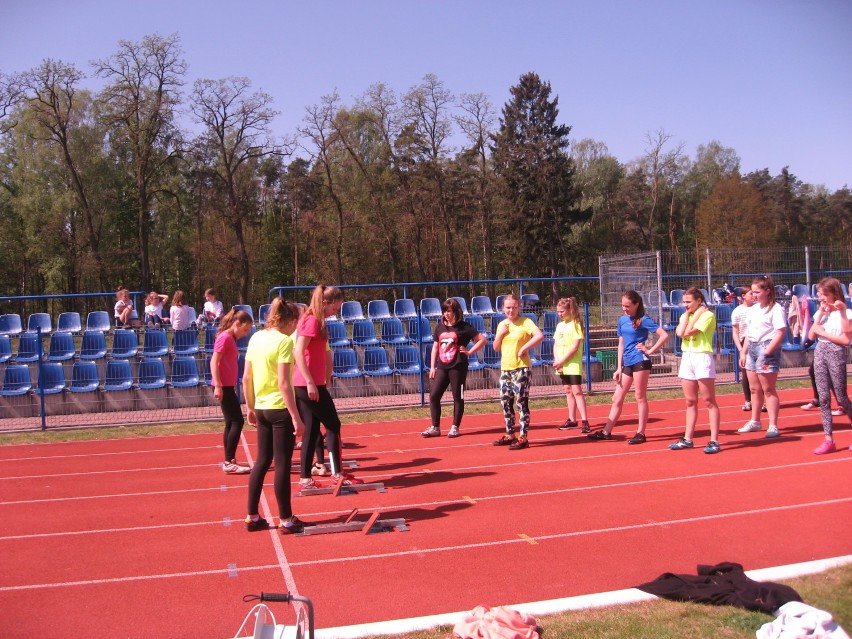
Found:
[213,331,239,387]
[293,313,328,387]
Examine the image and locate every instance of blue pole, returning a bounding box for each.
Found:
[583,303,593,394]
[36,327,47,431]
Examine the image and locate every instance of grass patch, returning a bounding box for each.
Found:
[360,564,852,639]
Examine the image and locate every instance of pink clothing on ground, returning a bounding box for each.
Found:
[293,313,329,387]
[213,331,239,387]
[453,605,541,639]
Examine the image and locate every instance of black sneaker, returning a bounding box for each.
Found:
[627,432,646,445]
[493,434,518,446]
[558,420,578,431]
[587,430,612,441]
[508,436,529,450]
[280,516,307,535]
[245,517,270,532]
[580,422,591,433]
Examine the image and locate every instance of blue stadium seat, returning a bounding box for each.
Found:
[669,289,685,307]
[367,300,392,321]
[79,330,108,360]
[68,361,100,394]
[791,284,809,299]
[110,329,139,359]
[203,355,213,385]
[257,304,271,326]
[471,295,495,317]
[521,293,540,311]
[86,311,112,333]
[236,325,256,352]
[332,348,362,379]
[340,301,366,323]
[170,356,201,387]
[46,331,76,361]
[393,344,424,374]
[142,328,169,358]
[393,299,417,319]
[542,311,558,338]
[451,297,469,314]
[466,348,484,372]
[490,313,507,335]
[718,326,737,356]
[203,324,218,353]
[103,359,133,392]
[172,329,200,355]
[0,334,11,364]
[56,312,82,333]
[327,320,350,349]
[665,306,685,332]
[231,304,254,320]
[351,319,380,347]
[138,357,167,390]
[36,362,66,395]
[14,332,42,363]
[0,313,23,336]
[482,341,501,369]
[27,312,53,335]
[537,338,555,366]
[646,289,669,309]
[495,295,508,313]
[406,316,434,343]
[0,364,33,396]
[380,317,408,346]
[419,298,442,320]
[362,347,393,377]
[466,313,491,340]
[714,303,733,327]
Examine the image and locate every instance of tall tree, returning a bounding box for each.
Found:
[491,72,580,298]
[189,76,286,303]
[93,33,186,290]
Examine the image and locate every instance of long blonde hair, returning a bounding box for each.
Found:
[264,297,300,332]
[305,284,344,334]
[557,297,584,337]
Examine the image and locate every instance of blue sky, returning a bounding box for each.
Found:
[2,0,850,190]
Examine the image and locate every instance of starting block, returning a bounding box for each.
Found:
[298,480,386,497]
[298,509,408,536]
[290,460,357,474]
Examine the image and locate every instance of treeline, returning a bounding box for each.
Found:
[1,34,849,310]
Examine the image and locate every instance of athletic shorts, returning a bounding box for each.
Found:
[746,340,781,374]
[622,360,652,376]
[559,374,583,386]
[678,351,716,380]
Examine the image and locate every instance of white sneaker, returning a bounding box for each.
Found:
[766,425,780,438]
[801,401,820,411]
[421,426,440,438]
[831,408,844,417]
[448,425,460,438]
[741,401,751,411]
[223,461,250,475]
[311,462,328,476]
[737,421,761,433]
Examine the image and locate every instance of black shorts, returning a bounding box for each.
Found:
[622,360,652,376]
[559,374,583,385]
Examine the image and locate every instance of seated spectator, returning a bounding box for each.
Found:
[114,287,134,328]
[170,289,194,330]
[200,288,224,327]
[144,290,170,328]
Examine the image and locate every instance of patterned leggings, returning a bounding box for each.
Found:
[814,341,852,437]
[499,368,531,436]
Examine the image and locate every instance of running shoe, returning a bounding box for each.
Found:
[448,425,460,438]
[493,434,518,446]
[587,430,612,441]
[737,421,761,433]
[703,441,721,455]
[831,408,844,417]
[245,516,270,532]
[741,401,751,411]
[814,440,836,455]
[421,426,441,438]
[627,432,646,445]
[299,478,324,490]
[333,473,364,486]
[800,401,820,411]
[669,438,694,450]
[311,462,328,476]
[558,420,578,431]
[223,461,251,475]
[765,425,780,438]
[280,516,307,535]
[508,436,529,450]
[580,421,591,433]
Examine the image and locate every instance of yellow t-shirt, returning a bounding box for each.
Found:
[498,317,538,370]
[553,319,584,375]
[245,329,293,410]
[681,310,716,353]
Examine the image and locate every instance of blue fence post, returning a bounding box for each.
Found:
[36,326,47,431]
[583,303,593,395]
[417,308,426,407]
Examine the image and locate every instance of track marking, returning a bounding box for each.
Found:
[519,533,538,545]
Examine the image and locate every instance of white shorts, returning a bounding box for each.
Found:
[678,351,716,381]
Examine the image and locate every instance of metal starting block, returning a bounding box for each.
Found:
[290,460,357,473]
[298,509,408,536]
[298,481,385,497]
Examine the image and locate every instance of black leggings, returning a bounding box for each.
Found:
[429,366,469,428]
[295,386,342,478]
[220,386,244,462]
[246,409,295,519]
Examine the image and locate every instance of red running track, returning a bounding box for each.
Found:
[1,387,851,638]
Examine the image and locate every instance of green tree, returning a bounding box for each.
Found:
[695,176,772,248]
[491,72,581,299]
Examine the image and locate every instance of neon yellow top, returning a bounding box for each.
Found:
[553,319,584,375]
[245,329,293,410]
[681,310,716,353]
[499,317,538,370]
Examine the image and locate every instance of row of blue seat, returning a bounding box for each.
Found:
[0,357,205,397]
[334,294,541,323]
[0,311,116,336]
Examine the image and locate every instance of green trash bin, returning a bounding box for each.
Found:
[596,350,616,381]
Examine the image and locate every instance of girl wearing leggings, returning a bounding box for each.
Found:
[210,307,254,474]
[294,285,362,487]
[808,277,852,455]
[242,298,307,534]
[421,298,487,439]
